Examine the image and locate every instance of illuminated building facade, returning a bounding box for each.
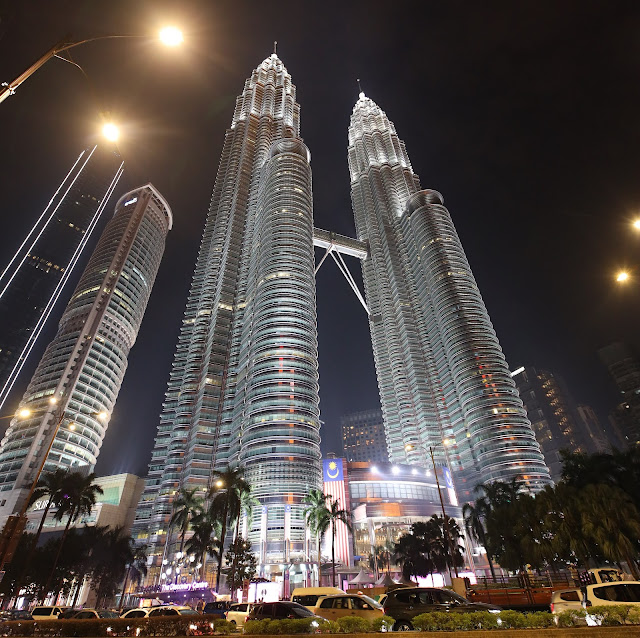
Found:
[0,185,171,519]
[348,93,550,497]
[341,408,388,463]
[0,145,123,410]
[133,54,321,584]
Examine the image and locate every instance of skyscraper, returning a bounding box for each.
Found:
[0,184,171,519]
[133,54,321,584]
[0,145,124,410]
[341,408,388,464]
[599,342,640,447]
[348,92,550,497]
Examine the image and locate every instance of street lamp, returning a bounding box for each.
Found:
[633,219,640,231]
[0,400,109,569]
[102,122,119,142]
[0,26,183,105]
[616,270,630,283]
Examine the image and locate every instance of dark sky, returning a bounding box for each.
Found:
[1,0,640,476]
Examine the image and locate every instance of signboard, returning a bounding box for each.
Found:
[323,458,344,482]
[442,467,458,506]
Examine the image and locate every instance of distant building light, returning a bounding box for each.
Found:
[392,466,400,475]
[124,197,138,207]
[511,366,525,377]
[371,466,379,474]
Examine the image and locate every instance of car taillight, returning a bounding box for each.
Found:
[550,604,554,613]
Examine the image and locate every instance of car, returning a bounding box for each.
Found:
[147,605,201,617]
[247,601,322,622]
[0,610,32,621]
[225,602,254,625]
[291,587,346,610]
[382,587,501,631]
[203,601,231,617]
[30,606,68,621]
[120,608,151,619]
[313,594,384,622]
[551,581,640,618]
[71,609,120,619]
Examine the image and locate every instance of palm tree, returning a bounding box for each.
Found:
[303,489,330,585]
[208,466,250,592]
[462,500,496,580]
[581,484,640,579]
[325,498,353,587]
[169,488,204,557]
[118,544,148,611]
[185,511,222,582]
[234,488,259,541]
[92,527,135,607]
[42,472,103,600]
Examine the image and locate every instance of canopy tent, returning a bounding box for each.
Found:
[348,568,376,585]
[375,572,397,587]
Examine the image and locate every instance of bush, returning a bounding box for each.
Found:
[555,608,586,627]
[497,610,525,629]
[317,620,340,634]
[370,617,394,633]
[587,604,640,626]
[335,616,371,633]
[244,619,268,635]
[523,612,554,628]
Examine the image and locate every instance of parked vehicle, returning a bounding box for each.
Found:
[203,601,231,617]
[551,581,640,615]
[0,610,32,621]
[382,587,501,631]
[248,601,321,621]
[71,609,120,619]
[120,608,151,619]
[313,594,383,622]
[291,587,346,609]
[147,605,201,617]
[225,602,254,625]
[30,607,68,621]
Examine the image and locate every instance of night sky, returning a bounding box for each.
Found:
[1,0,639,477]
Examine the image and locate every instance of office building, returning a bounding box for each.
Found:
[0,185,171,519]
[599,342,640,447]
[0,145,124,410]
[575,405,611,454]
[341,408,388,463]
[133,54,322,583]
[348,92,550,497]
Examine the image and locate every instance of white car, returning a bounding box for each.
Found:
[313,594,384,622]
[120,608,151,619]
[147,605,201,617]
[551,581,640,624]
[30,606,68,621]
[225,603,254,625]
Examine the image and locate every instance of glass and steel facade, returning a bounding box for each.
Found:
[133,55,321,581]
[0,185,171,519]
[348,93,550,497]
[0,145,124,410]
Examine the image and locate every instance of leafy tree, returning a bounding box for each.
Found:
[208,466,250,592]
[234,488,259,541]
[303,489,330,584]
[42,472,103,600]
[393,533,430,582]
[185,512,221,581]
[118,544,148,610]
[90,526,135,607]
[325,498,353,587]
[224,537,257,599]
[169,487,204,556]
[463,500,496,580]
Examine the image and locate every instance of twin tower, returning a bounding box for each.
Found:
[133,54,550,577]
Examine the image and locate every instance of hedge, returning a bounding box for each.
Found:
[0,615,232,637]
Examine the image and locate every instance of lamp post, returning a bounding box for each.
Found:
[0,398,107,573]
[0,27,183,105]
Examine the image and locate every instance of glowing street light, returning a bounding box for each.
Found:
[633,219,640,231]
[102,122,119,142]
[159,27,184,47]
[617,270,630,283]
[0,27,183,105]
[17,408,31,419]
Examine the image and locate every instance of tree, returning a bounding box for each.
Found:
[27,469,69,552]
[234,488,259,541]
[224,537,257,600]
[118,543,148,611]
[42,472,103,601]
[325,498,353,587]
[185,512,221,582]
[169,488,204,556]
[303,489,330,585]
[208,466,250,592]
[580,483,640,578]
[462,500,496,580]
[394,533,430,582]
[90,526,135,607]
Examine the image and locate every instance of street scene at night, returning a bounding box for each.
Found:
[0,0,639,632]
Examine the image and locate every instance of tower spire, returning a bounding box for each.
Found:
[273,40,277,55]
[357,78,365,99]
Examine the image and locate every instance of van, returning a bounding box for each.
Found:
[551,581,640,622]
[290,587,345,609]
[30,606,66,620]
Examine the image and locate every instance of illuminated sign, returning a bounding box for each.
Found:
[124,197,138,207]
[161,581,209,592]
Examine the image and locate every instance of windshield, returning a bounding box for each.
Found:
[286,603,314,617]
[360,595,383,609]
[178,609,200,615]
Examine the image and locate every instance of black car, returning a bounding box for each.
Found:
[203,601,231,618]
[382,587,501,631]
[247,601,317,621]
